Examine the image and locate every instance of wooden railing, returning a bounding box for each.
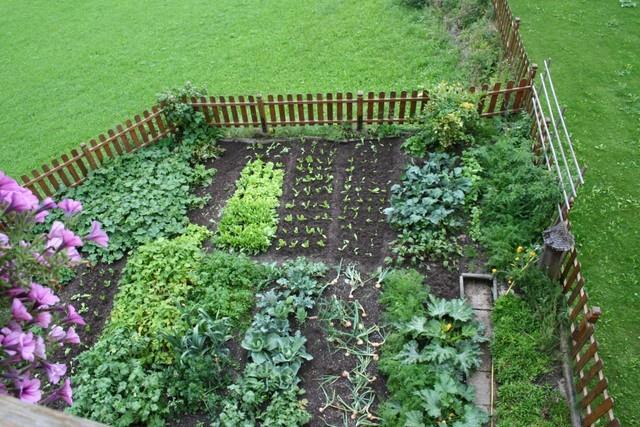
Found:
[21,80,532,200]
[21,107,172,199]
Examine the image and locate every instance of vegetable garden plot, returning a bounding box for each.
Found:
[242,138,405,268]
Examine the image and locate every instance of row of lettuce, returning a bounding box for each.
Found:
[55,83,569,425]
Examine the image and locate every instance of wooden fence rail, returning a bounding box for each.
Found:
[21,80,532,200]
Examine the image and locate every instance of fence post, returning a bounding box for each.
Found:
[356,91,364,132]
[80,143,97,171]
[529,63,538,82]
[539,221,574,280]
[256,94,268,133]
[507,17,520,60]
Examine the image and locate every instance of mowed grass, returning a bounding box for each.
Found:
[509,1,640,423]
[0,0,463,179]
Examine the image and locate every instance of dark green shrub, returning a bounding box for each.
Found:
[469,136,560,269]
[403,83,480,155]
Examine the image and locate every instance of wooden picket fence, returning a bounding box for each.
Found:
[492,0,532,82]
[21,80,532,200]
[493,0,620,424]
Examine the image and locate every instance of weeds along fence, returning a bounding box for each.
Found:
[21,80,532,199]
[493,0,622,423]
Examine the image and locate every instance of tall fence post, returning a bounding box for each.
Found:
[356,91,364,132]
[540,221,575,280]
[256,94,268,133]
[507,17,520,61]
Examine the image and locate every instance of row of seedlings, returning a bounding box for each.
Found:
[276,140,337,253]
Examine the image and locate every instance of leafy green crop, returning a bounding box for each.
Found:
[62,139,214,263]
[379,269,489,426]
[216,258,327,426]
[215,159,284,254]
[71,228,271,424]
[384,153,471,264]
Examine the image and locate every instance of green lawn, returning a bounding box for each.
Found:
[0,0,463,179]
[509,1,640,424]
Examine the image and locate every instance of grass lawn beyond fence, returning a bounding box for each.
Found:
[0,0,464,179]
[509,1,640,424]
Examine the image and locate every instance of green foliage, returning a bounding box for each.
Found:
[216,258,327,426]
[215,159,284,254]
[164,310,234,414]
[62,139,214,263]
[468,136,560,269]
[497,382,569,427]
[492,267,569,426]
[193,250,271,328]
[69,329,169,427]
[385,153,471,264]
[380,269,429,322]
[402,82,480,155]
[379,269,488,426]
[72,229,272,424]
[157,82,223,162]
[106,225,211,364]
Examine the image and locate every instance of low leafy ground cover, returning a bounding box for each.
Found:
[509,2,640,422]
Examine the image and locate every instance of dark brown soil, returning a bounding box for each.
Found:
[300,273,387,427]
[188,140,253,232]
[53,258,126,369]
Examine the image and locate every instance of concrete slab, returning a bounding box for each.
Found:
[473,309,493,338]
[464,282,494,309]
[477,343,492,373]
[469,370,495,407]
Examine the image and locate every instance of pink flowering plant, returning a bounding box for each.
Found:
[0,171,108,405]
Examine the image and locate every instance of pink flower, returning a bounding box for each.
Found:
[34,210,49,223]
[58,199,82,216]
[48,326,65,342]
[43,362,67,384]
[1,186,39,213]
[33,311,52,328]
[34,336,45,359]
[86,221,109,248]
[66,247,81,264]
[11,299,32,322]
[0,232,8,248]
[1,328,21,354]
[28,283,59,308]
[39,197,57,210]
[56,378,73,405]
[64,327,80,345]
[17,332,36,361]
[64,305,85,326]
[15,376,41,403]
[6,287,26,297]
[47,221,83,250]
